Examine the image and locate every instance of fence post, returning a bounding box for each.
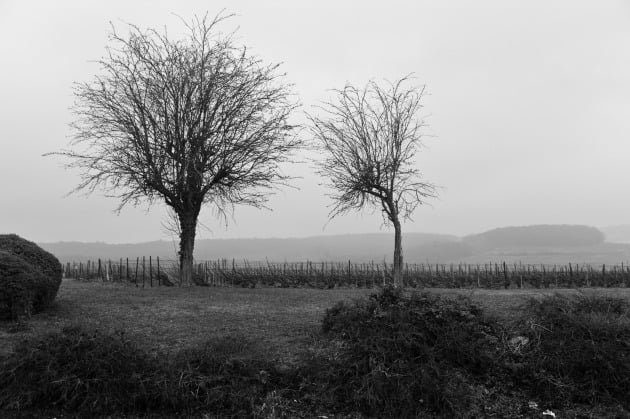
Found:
[476,264,480,288]
[502,261,508,288]
[149,256,153,287]
[142,256,146,288]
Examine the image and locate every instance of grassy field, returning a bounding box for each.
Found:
[0,280,371,359]
[3,279,630,360]
[2,280,630,418]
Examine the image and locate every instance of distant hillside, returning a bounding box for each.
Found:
[600,225,630,243]
[40,225,630,266]
[463,225,605,251]
[454,242,630,265]
[39,233,460,264]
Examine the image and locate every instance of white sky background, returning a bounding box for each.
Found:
[0,0,629,243]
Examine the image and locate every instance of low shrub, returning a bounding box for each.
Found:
[0,234,62,311]
[0,327,282,417]
[166,335,281,415]
[0,326,162,413]
[512,293,630,409]
[313,287,502,418]
[0,252,47,319]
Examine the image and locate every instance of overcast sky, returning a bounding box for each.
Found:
[1,0,629,243]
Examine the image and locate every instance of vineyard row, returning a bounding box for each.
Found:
[63,258,630,289]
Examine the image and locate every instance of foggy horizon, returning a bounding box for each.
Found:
[2,1,629,244]
[33,223,629,246]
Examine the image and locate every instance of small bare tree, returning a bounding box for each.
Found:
[309,77,436,286]
[50,14,300,285]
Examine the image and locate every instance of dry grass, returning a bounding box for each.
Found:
[0,280,371,360]
[2,280,630,362]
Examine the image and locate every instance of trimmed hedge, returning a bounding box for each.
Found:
[0,235,62,317]
[0,252,48,319]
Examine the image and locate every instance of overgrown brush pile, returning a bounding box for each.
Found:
[1,290,629,418]
[511,294,630,410]
[306,288,504,417]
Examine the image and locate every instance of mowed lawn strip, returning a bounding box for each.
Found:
[2,280,630,360]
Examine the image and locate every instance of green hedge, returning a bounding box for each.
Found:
[0,235,62,317]
[0,252,48,319]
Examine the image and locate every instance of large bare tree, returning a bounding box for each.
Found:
[51,14,300,285]
[309,77,436,285]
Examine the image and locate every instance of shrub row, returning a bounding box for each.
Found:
[1,291,629,417]
[312,289,630,417]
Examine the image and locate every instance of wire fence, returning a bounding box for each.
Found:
[62,258,630,289]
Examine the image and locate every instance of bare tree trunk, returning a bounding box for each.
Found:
[393,217,403,287]
[178,210,198,286]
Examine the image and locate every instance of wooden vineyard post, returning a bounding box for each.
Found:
[502,262,508,288]
[585,265,589,287]
[119,258,122,281]
[476,264,480,288]
[126,258,129,282]
[135,257,139,287]
[142,256,146,288]
[149,256,153,287]
[348,260,353,287]
[157,257,161,286]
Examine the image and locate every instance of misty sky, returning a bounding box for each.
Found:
[1,0,629,243]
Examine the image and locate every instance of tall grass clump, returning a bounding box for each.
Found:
[312,287,502,418]
[513,293,630,409]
